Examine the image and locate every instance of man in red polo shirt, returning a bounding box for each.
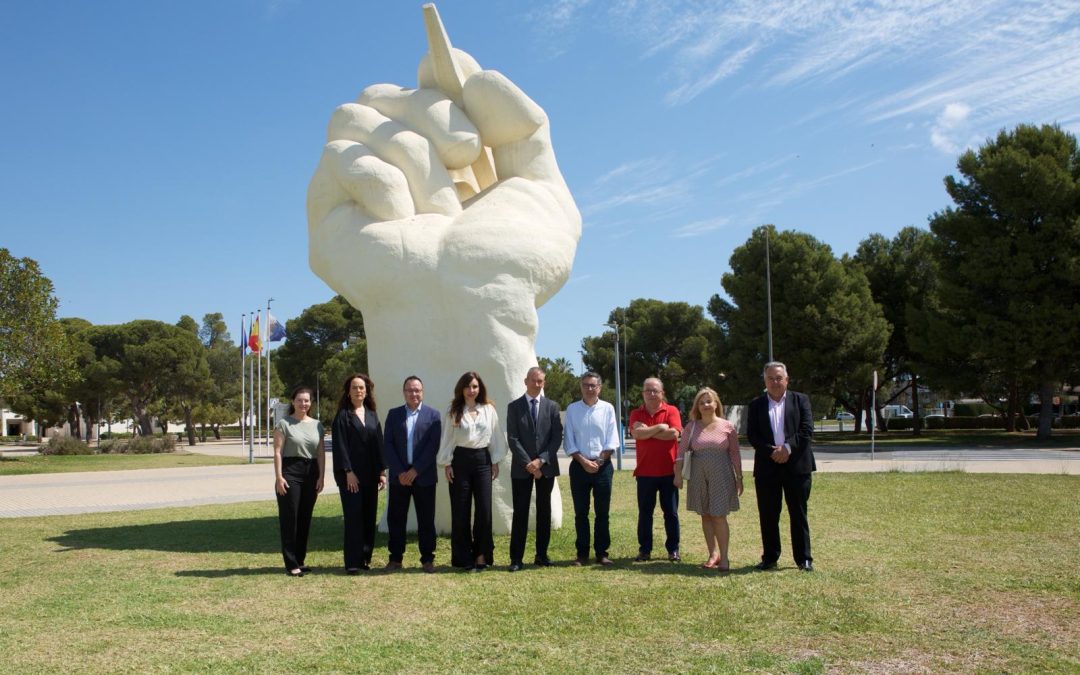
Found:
[629,377,683,562]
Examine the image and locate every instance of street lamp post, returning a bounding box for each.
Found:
[605,321,625,470]
[765,227,774,363]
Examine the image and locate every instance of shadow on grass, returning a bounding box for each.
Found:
[175,566,285,578]
[47,515,377,554]
[628,561,759,577]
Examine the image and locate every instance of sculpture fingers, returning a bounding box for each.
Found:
[357,84,481,171]
[462,71,580,228]
[461,71,545,148]
[314,140,415,223]
[328,103,460,217]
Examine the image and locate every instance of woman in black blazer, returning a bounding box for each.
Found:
[331,373,387,574]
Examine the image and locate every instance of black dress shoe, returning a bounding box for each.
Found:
[799,561,814,572]
[668,551,682,562]
[473,563,487,572]
[634,553,651,562]
[299,566,312,573]
[287,569,304,577]
[754,561,778,571]
[596,556,614,566]
[345,568,360,575]
[533,557,553,567]
[508,562,524,572]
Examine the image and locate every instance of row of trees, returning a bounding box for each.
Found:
[580,124,1080,439]
[0,260,369,443]
[7,314,250,444]
[3,125,1076,440]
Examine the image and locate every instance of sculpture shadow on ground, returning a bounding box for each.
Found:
[47,515,377,556]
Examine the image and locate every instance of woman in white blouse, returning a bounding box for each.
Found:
[438,371,507,571]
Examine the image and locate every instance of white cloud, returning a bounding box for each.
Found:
[715,155,797,187]
[930,102,973,154]
[533,0,1080,136]
[580,156,694,217]
[672,216,730,238]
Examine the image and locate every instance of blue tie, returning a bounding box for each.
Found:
[530,398,538,425]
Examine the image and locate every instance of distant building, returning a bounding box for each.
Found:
[0,405,37,438]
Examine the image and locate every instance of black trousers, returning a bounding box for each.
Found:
[568,461,613,559]
[276,457,320,571]
[755,470,813,566]
[449,446,494,567]
[387,481,437,564]
[336,473,379,569]
[509,475,555,563]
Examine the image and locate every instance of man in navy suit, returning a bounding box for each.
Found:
[746,361,816,572]
[505,366,563,571]
[383,375,442,573]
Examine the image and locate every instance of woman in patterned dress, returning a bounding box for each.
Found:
[674,387,744,571]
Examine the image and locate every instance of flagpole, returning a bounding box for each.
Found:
[255,309,263,448]
[239,313,246,449]
[266,298,274,448]
[248,319,255,464]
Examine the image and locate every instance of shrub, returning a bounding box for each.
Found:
[921,416,1006,430]
[98,436,176,454]
[40,436,94,456]
[885,418,914,431]
[953,401,996,417]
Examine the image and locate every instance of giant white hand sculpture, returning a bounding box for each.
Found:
[307,5,581,535]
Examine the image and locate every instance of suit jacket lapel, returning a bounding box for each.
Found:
[784,391,796,438]
[397,408,411,465]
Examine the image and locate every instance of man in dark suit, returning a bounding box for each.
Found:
[383,375,442,573]
[505,366,563,571]
[746,361,816,572]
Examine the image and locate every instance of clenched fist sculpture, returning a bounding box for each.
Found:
[307,5,581,535]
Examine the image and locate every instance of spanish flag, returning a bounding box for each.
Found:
[248,315,261,354]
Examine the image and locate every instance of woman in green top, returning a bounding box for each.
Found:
[274,385,326,577]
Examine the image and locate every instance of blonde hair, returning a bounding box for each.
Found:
[689,387,724,420]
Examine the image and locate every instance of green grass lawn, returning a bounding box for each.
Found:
[0,473,1076,673]
[0,452,250,476]
[814,428,1080,448]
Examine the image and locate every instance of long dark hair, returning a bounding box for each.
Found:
[338,373,377,413]
[449,371,491,424]
[287,385,315,416]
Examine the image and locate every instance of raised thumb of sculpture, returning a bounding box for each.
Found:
[307,3,581,536]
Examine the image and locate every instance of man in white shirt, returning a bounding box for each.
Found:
[563,372,620,566]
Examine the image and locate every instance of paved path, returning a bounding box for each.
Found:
[1,441,1076,518]
[0,464,270,518]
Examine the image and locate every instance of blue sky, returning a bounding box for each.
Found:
[3,1,1078,369]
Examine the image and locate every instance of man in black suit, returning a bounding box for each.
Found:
[383,375,442,573]
[505,366,563,571]
[746,361,816,572]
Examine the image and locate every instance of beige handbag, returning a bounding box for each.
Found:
[681,421,695,480]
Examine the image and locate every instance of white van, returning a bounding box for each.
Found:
[882,404,914,419]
